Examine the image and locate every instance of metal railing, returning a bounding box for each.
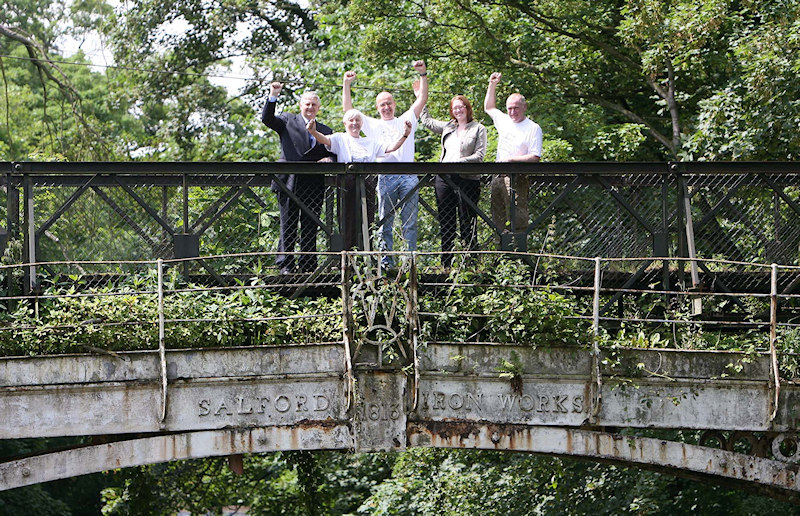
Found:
[3,161,800,307]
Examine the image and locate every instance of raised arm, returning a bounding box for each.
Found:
[484,72,501,115]
[385,120,413,153]
[261,81,286,132]
[306,119,332,147]
[342,71,356,112]
[418,105,449,134]
[507,152,541,163]
[410,60,428,118]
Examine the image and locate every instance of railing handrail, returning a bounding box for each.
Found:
[4,160,800,177]
[1,250,799,270]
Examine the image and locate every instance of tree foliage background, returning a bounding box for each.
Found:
[2,0,800,513]
[3,0,797,164]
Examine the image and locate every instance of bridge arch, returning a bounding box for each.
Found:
[2,425,799,505]
[0,426,351,492]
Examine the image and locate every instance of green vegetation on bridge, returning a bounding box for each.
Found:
[2,252,798,380]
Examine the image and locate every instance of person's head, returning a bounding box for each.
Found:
[299,91,321,120]
[375,91,396,120]
[505,93,527,123]
[342,109,364,137]
[449,95,474,123]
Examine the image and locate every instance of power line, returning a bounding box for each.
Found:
[0,53,480,99]
[0,53,252,81]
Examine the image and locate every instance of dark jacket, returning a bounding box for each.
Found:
[262,100,336,190]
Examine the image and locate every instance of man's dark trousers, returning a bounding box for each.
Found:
[261,99,335,273]
[276,174,324,272]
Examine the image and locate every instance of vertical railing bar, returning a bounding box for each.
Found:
[6,171,19,306]
[325,174,335,251]
[358,174,370,252]
[769,263,780,423]
[409,251,420,411]
[681,178,702,315]
[22,174,36,295]
[340,251,354,413]
[676,170,687,293]
[590,256,602,423]
[182,174,190,278]
[157,258,168,426]
[509,173,517,233]
[161,186,168,223]
[661,176,670,309]
[336,172,346,251]
[182,174,189,234]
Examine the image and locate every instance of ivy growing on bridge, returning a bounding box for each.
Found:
[2,256,798,382]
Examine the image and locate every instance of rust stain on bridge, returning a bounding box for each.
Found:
[406,422,800,503]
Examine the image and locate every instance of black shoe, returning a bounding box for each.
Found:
[298,260,318,274]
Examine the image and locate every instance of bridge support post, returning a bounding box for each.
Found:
[22,173,37,295]
[5,168,19,303]
[353,370,406,453]
[590,257,602,423]
[157,258,168,427]
[769,263,781,423]
[341,251,355,412]
[409,252,420,411]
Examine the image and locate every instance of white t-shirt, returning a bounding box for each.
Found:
[442,131,463,163]
[488,110,543,162]
[326,133,389,163]
[361,109,418,163]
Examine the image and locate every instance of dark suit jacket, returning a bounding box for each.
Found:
[262,99,335,159]
[262,100,336,192]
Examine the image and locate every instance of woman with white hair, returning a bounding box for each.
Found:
[307,109,411,250]
[307,109,411,162]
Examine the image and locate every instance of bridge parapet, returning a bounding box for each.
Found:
[0,344,795,437]
[0,345,347,439]
[415,344,795,432]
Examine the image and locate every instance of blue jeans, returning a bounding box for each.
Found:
[377,174,419,265]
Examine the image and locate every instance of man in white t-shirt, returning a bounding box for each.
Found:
[342,61,428,266]
[484,72,543,238]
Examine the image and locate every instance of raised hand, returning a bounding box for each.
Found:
[343,71,357,85]
[270,81,283,97]
[413,60,427,75]
[489,72,502,85]
[412,79,421,98]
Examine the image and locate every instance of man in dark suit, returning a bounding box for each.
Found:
[262,82,336,274]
